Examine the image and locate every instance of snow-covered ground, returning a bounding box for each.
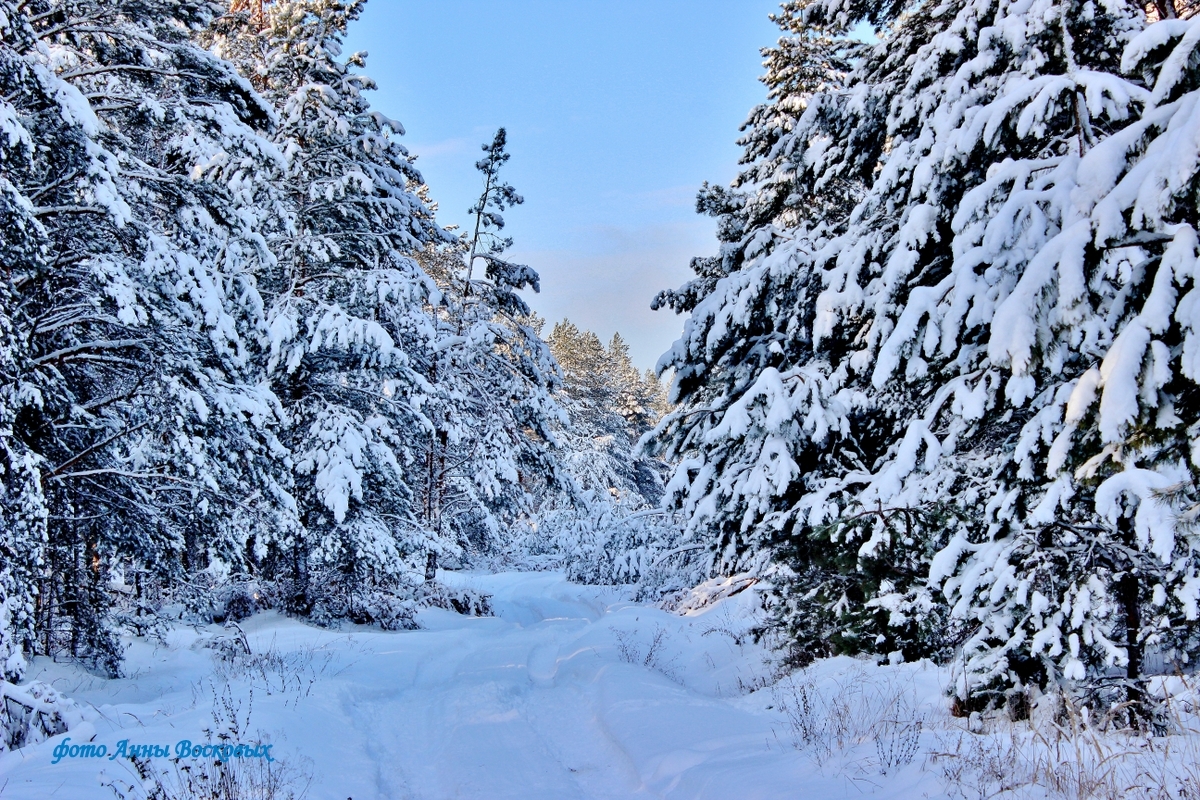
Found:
[1,572,1196,799]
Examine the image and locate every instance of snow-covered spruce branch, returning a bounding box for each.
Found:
[31,205,110,217]
[43,422,151,479]
[31,340,147,367]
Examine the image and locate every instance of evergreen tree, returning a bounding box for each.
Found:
[649,0,882,635]
[641,367,672,423]
[415,129,564,569]
[4,0,289,673]
[0,0,49,679]
[547,321,664,502]
[652,0,1200,711]
[940,9,1200,713]
[606,333,653,432]
[212,0,451,616]
[0,0,580,665]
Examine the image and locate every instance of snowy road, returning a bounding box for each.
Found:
[0,572,944,799]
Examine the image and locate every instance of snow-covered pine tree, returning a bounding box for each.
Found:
[6,0,290,673]
[416,129,565,566]
[547,321,664,502]
[652,0,1200,708]
[647,0,894,660]
[938,8,1200,713]
[0,1,49,679]
[516,319,693,591]
[0,207,43,686]
[606,333,655,435]
[213,0,451,618]
[641,367,672,423]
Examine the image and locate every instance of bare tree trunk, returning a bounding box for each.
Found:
[1151,0,1178,20]
[424,355,444,581]
[1116,514,1145,727]
[229,0,267,25]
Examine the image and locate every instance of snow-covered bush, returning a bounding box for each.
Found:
[509,491,705,599]
[414,581,494,618]
[341,590,419,631]
[308,579,492,630]
[0,681,87,753]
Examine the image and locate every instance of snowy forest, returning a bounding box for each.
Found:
[2,0,1200,797]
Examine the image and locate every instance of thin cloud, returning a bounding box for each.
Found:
[407,137,475,161]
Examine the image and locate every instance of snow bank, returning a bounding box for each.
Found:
[1,573,1196,799]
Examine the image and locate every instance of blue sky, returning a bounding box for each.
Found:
[345,0,783,368]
